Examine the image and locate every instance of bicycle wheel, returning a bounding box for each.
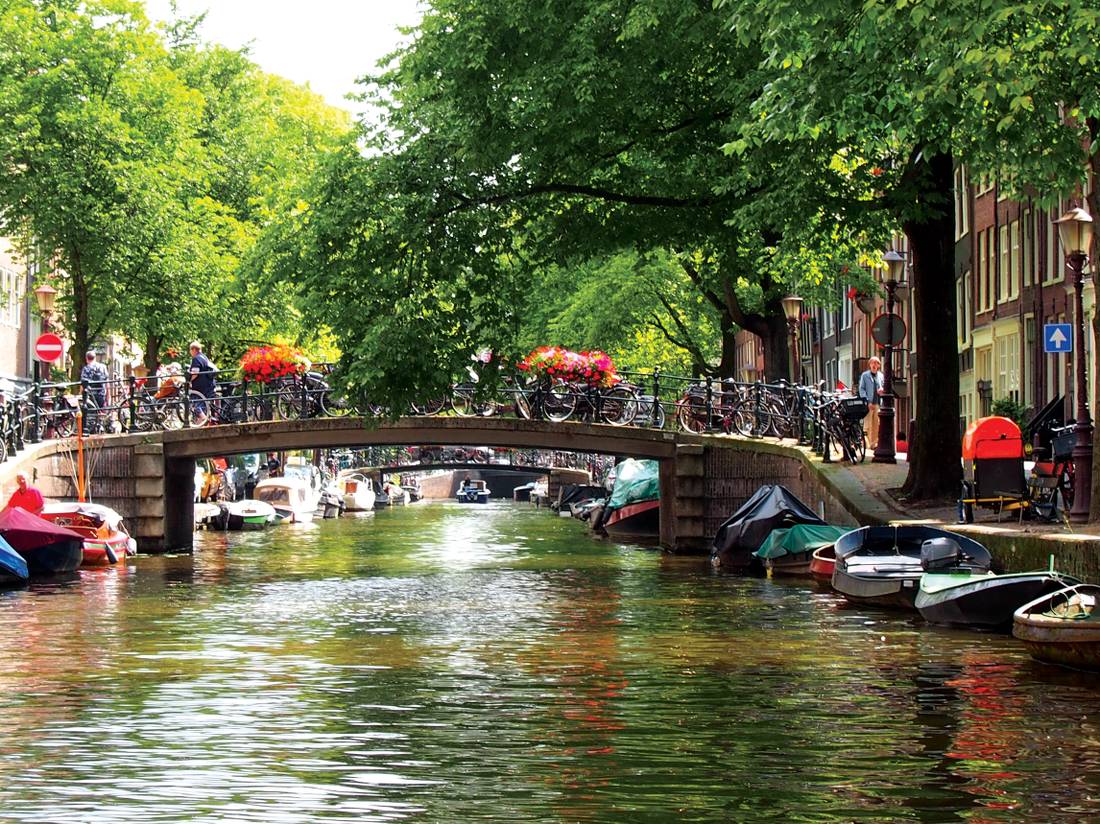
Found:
[451,383,479,417]
[514,391,532,420]
[410,397,447,416]
[321,390,353,417]
[848,421,867,463]
[676,395,706,433]
[275,384,305,419]
[543,381,577,422]
[599,386,638,426]
[187,390,211,427]
[248,395,273,422]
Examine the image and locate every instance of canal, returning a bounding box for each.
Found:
[0,501,1098,821]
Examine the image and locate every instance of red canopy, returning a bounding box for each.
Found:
[962,416,1025,461]
[0,506,83,551]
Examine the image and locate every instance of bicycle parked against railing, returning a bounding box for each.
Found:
[542,380,638,425]
[675,379,744,434]
[816,394,868,464]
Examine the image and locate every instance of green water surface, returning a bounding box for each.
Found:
[0,501,1098,822]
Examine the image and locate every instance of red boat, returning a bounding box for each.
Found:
[39,503,136,567]
[603,499,660,541]
[810,544,836,587]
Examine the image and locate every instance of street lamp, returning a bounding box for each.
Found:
[1053,205,1095,523]
[33,283,57,325]
[781,294,803,384]
[872,250,907,464]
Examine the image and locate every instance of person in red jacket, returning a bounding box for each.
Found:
[7,473,44,515]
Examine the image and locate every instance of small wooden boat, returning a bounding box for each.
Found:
[810,545,836,586]
[832,526,991,610]
[1014,584,1100,671]
[917,568,1079,631]
[40,502,136,567]
[225,500,276,530]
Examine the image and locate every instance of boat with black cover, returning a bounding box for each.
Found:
[916,559,1079,631]
[832,526,991,610]
[711,485,826,572]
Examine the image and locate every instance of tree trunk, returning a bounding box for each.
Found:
[717,310,737,379]
[900,151,961,500]
[760,315,790,383]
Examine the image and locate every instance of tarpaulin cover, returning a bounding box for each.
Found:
[754,524,850,560]
[0,506,83,551]
[0,534,27,581]
[711,485,825,567]
[606,459,660,514]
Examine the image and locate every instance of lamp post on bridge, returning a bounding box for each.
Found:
[780,294,804,384]
[1053,205,1094,523]
[872,250,909,464]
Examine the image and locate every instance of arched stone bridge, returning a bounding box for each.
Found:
[12,416,860,553]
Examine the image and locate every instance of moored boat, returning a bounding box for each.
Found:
[255,478,317,523]
[916,566,1080,631]
[0,506,85,574]
[599,459,659,541]
[711,485,826,572]
[754,524,849,578]
[339,473,376,511]
[225,499,277,530]
[810,545,836,586]
[1013,584,1100,671]
[40,502,136,567]
[832,526,991,610]
[0,535,28,584]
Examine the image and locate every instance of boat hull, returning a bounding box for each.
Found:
[1014,619,1100,672]
[810,545,835,586]
[832,566,920,609]
[767,551,813,577]
[20,539,84,575]
[80,535,130,566]
[917,573,1078,631]
[272,507,313,524]
[603,499,659,541]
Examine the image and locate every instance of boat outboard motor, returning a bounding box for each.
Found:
[921,537,963,571]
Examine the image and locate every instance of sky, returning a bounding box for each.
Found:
[143,0,424,112]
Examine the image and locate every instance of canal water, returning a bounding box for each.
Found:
[0,502,1098,821]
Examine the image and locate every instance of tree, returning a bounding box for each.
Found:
[0,0,207,375]
[281,0,876,413]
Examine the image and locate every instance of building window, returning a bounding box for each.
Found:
[954,166,970,240]
[978,228,993,311]
[998,223,1010,303]
[1009,219,1021,300]
[957,271,972,345]
[0,262,20,328]
[996,332,1020,401]
[840,285,852,330]
[1021,210,1033,287]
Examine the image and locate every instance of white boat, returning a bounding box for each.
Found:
[384,481,408,506]
[225,499,277,530]
[339,473,376,511]
[456,479,491,504]
[254,477,319,523]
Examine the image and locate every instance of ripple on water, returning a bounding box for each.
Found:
[0,502,1094,821]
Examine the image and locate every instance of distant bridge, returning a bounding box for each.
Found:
[12,415,859,554]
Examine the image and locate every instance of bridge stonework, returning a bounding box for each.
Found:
[5,418,862,553]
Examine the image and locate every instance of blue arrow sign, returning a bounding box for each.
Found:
[1044,323,1073,354]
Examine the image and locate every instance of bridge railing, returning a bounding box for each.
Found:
[2,366,859,465]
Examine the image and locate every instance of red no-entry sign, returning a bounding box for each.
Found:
[34,333,64,363]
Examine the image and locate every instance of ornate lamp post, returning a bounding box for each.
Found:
[32,283,57,382]
[1053,205,1094,523]
[872,250,908,464]
[781,294,804,384]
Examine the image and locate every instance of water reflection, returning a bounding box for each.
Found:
[0,503,1094,820]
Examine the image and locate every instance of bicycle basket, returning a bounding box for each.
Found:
[840,397,869,420]
[1052,430,1075,460]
